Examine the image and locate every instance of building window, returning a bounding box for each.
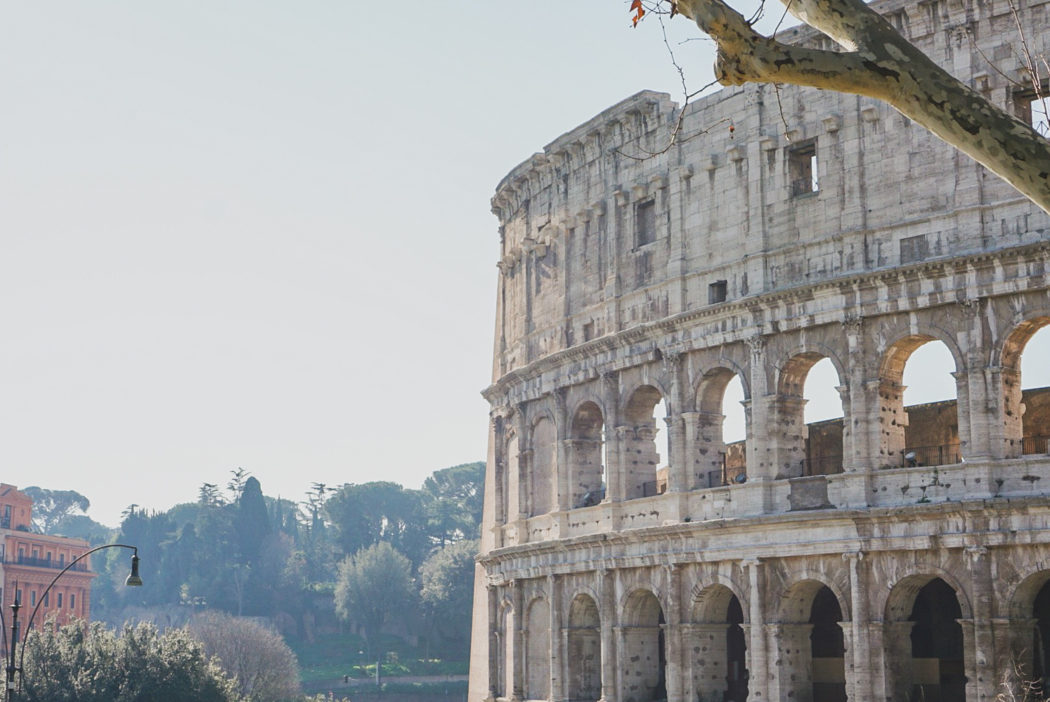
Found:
[1015,86,1049,136]
[900,234,929,264]
[636,199,657,247]
[789,141,819,196]
[15,589,21,605]
[43,593,48,607]
[70,594,76,611]
[30,591,36,607]
[57,593,63,608]
[709,280,728,304]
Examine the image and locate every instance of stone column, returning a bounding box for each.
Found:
[692,411,726,488]
[512,581,525,702]
[844,552,872,700]
[871,378,907,469]
[487,584,500,702]
[960,618,978,702]
[598,570,616,702]
[742,559,769,701]
[839,621,855,702]
[663,565,685,702]
[549,575,562,702]
[554,390,572,514]
[602,372,624,503]
[770,623,814,702]
[665,414,689,493]
[745,336,774,486]
[840,315,866,468]
[968,546,997,701]
[691,624,730,702]
[882,621,915,702]
[958,298,989,460]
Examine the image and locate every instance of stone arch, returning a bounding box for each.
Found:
[566,593,601,702]
[882,568,973,622]
[877,333,963,469]
[525,596,551,700]
[569,400,606,509]
[530,415,557,516]
[998,315,1050,457]
[689,579,749,624]
[621,385,667,499]
[687,582,749,702]
[770,349,847,479]
[775,576,850,624]
[773,578,848,702]
[1006,569,1050,691]
[883,572,971,702]
[691,366,750,488]
[619,589,667,702]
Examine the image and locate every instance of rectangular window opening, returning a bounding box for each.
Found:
[789,142,819,197]
[635,199,657,247]
[900,234,929,264]
[709,280,728,304]
[1016,84,1050,136]
[57,593,63,608]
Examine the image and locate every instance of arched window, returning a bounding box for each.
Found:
[531,418,556,516]
[624,386,665,499]
[570,402,605,509]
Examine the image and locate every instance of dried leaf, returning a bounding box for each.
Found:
[630,0,645,27]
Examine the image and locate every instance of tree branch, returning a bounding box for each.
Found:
[672,0,1050,215]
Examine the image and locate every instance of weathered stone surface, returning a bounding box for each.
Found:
[470,1,1050,701]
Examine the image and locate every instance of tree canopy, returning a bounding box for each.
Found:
[21,621,238,702]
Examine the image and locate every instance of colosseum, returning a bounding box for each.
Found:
[468,1,1050,701]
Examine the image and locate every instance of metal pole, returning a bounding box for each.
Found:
[7,598,20,702]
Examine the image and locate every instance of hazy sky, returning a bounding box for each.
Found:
[2,3,1046,527]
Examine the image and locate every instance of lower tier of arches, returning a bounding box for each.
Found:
[474,500,1050,702]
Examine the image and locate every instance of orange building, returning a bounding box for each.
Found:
[0,484,96,626]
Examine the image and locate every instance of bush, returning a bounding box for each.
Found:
[21,620,238,702]
[189,610,301,702]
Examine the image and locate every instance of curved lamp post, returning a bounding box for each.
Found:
[1,543,142,701]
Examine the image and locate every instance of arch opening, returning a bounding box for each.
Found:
[776,353,844,478]
[621,590,666,702]
[570,402,606,509]
[1005,321,1050,457]
[879,338,961,468]
[802,357,845,477]
[530,418,556,516]
[525,598,551,700]
[810,586,846,702]
[695,369,748,489]
[624,386,665,500]
[567,594,601,702]
[887,577,966,702]
[689,585,748,702]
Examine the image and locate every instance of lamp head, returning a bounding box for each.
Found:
[125,554,143,587]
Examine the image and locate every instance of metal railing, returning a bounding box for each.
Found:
[641,480,667,497]
[901,444,961,468]
[802,455,844,476]
[1023,435,1050,455]
[7,556,89,573]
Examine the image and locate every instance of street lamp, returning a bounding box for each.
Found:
[0,543,142,701]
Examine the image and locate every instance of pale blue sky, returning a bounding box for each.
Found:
[1,3,1045,526]
[0,2,717,526]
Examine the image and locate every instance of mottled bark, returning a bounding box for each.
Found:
[673,0,1050,215]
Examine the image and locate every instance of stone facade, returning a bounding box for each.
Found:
[469,1,1050,701]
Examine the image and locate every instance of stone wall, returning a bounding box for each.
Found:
[470,0,1050,701]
